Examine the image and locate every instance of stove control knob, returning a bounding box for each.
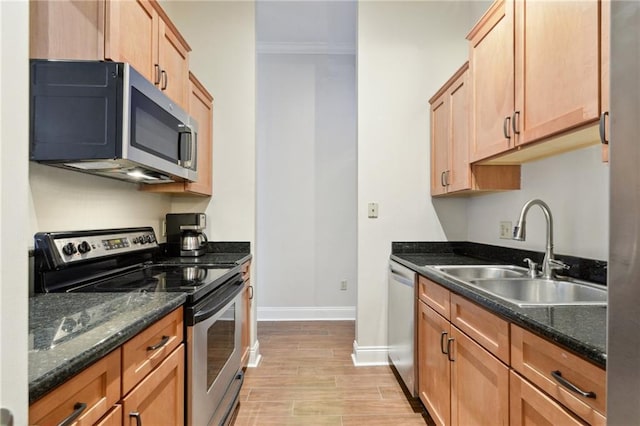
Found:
[144,235,152,244]
[78,241,91,254]
[139,237,147,245]
[62,243,77,256]
[133,237,139,244]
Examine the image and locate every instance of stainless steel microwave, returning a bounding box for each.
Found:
[30,60,198,184]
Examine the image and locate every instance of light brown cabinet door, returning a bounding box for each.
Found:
[418,301,451,426]
[158,18,190,108]
[450,326,509,426]
[122,344,185,426]
[447,70,470,193]
[105,0,159,84]
[514,0,600,146]
[510,371,585,426]
[468,0,515,162]
[430,96,449,196]
[185,74,213,196]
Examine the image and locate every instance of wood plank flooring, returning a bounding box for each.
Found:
[234,321,429,425]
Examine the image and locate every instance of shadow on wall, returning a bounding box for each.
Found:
[431,197,468,241]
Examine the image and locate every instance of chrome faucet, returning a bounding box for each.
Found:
[513,199,568,279]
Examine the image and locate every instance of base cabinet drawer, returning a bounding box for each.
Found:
[29,349,121,426]
[95,404,122,426]
[510,371,585,426]
[511,324,606,423]
[122,307,183,395]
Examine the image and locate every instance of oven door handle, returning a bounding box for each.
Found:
[192,278,244,325]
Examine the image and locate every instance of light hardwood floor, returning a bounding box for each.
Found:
[234,321,429,425]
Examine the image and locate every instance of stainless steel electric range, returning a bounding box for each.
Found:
[33,227,245,426]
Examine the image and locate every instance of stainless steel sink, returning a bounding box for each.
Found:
[433,265,528,280]
[467,278,607,307]
[428,264,607,307]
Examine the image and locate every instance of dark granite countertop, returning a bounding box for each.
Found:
[391,243,607,369]
[29,292,186,403]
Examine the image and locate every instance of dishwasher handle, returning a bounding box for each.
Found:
[389,262,416,288]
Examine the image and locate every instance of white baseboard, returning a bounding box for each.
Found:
[257,306,356,321]
[351,340,390,366]
[247,340,262,368]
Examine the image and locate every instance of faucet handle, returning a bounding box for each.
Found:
[548,258,570,271]
[523,258,539,277]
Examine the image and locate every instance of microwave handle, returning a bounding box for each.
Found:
[178,125,195,169]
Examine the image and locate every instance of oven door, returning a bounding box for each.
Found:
[186,277,244,426]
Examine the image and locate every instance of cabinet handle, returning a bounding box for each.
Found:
[440,171,446,187]
[445,170,451,186]
[161,70,168,90]
[503,116,511,139]
[57,402,86,426]
[550,370,596,398]
[129,411,143,426]
[512,111,520,135]
[446,338,455,362]
[249,285,254,300]
[147,335,170,351]
[440,331,448,354]
[153,64,161,85]
[599,111,609,145]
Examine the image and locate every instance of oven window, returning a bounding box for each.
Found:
[207,302,236,388]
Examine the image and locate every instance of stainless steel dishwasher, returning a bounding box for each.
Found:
[388,260,417,396]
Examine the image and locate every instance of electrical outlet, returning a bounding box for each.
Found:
[499,221,512,239]
[368,203,378,218]
[340,280,348,291]
[162,220,167,237]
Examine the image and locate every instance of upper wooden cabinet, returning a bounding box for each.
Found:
[429,63,520,197]
[467,0,608,164]
[30,0,191,110]
[140,72,214,196]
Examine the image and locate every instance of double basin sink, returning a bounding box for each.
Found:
[429,265,607,307]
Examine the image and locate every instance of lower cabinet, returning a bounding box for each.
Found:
[418,299,509,426]
[122,345,184,426]
[241,261,253,368]
[29,307,184,426]
[510,371,584,426]
[29,349,121,426]
[418,301,451,426]
[417,276,606,425]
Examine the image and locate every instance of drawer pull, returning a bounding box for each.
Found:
[551,370,596,399]
[57,402,86,426]
[147,335,170,351]
[440,331,448,354]
[130,411,143,426]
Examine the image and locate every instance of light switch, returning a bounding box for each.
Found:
[368,203,379,218]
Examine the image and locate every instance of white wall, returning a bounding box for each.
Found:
[1,0,29,422]
[256,53,357,319]
[164,1,256,245]
[467,145,609,260]
[356,1,474,363]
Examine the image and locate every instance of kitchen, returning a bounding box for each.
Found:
[0,0,635,425]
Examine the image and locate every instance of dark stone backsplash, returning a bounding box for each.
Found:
[392,241,607,285]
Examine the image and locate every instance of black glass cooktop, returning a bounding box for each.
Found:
[68,265,236,303]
